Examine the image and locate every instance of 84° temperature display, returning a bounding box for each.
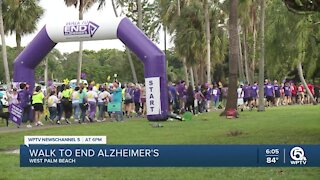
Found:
[265,148,281,165]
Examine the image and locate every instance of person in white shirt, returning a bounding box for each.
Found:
[97,86,111,122]
[237,84,244,112]
[6,88,19,105]
[48,91,59,124]
[87,86,98,122]
[71,87,80,121]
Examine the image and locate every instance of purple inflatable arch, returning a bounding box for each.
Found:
[13,17,168,121]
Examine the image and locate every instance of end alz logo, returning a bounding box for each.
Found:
[64,21,99,37]
[290,147,307,165]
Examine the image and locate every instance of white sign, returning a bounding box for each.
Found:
[46,18,123,43]
[24,136,107,146]
[145,77,161,115]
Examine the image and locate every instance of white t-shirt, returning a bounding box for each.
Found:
[72,91,80,103]
[48,95,59,108]
[87,90,98,102]
[237,88,244,98]
[98,91,111,103]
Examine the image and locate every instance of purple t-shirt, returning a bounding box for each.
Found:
[17,89,31,108]
[242,85,251,98]
[284,85,291,96]
[251,85,259,98]
[274,84,280,96]
[265,84,274,97]
[176,83,185,98]
[206,88,211,100]
[133,88,140,103]
[211,88,220,98]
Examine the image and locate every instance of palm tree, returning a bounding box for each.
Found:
[0,0,10,85]
[2,0,44,52]
[158,0,191,85]
[225,0,239,113]
[64,0,96,85]
[203,0,211,83]
[257,0,265,111]
[111,0,139,83]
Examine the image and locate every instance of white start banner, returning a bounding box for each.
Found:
[145,77,161,115]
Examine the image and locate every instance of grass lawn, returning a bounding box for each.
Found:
[0,105,319,179]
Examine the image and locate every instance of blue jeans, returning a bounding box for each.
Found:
[57,103,63,120]
[97,102,105,120]
[49,107,57,121]
[72,102,80,120]
[80,103,87,122]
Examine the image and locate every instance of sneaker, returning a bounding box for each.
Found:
[66,119,71,124]
[96,120,102,123]
[56,121,61,125]
[26,124,32,128]
[37,122,44,126]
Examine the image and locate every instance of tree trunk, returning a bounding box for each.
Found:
[126,50,138,83]
[0,0,10,86]
[16,32,22,52]
[77,0,84,85]
[297,62,317,105]
[177,0,188,85]
[44,58,48,88]
[252,24,257,83]
[258,0,265,112]
[189,66,195,89]
[238,23,245,83]
[112,0,138,83]
[137,0,143,30]
[243,27,250,84]
[204,0,211,83]
[194,66,199,87]
[199,62,204,85]
[111,0,118,17]
[183,57,189,86]
[177,0,181,16]
[224,0,239,114]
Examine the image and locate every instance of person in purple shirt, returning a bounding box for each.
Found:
[264,82,274,107]
[176,80,186,111]
[185,85,195,114]
[17,83,32,127]
[273,80,281,106]
[283,82,291,105]
[205,84,212,112]
[211,84,221,110]
[168,82,178,113]
[133,84,141,116]
[242,82,253,109]
[251,82,259,107]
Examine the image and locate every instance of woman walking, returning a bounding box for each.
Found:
[32,86,45,126]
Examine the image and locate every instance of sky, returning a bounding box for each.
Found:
[3,0,170,53]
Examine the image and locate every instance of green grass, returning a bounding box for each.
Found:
[0,105,319,179]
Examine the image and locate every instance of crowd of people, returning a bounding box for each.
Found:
[1,78,319,128]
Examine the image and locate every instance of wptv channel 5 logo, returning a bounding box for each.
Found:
[290,147,307,165]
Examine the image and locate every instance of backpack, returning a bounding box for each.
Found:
[125,89,132,100]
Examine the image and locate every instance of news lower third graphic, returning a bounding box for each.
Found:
[20,136,320,167]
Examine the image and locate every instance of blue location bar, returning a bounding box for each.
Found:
[20,145,320,167]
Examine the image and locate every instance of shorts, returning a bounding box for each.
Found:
[275,93,280,98]
[33,103,44,112]
[243,97,253,103]
[141,98,146,103]
[124,99,133,104]
[266,96,274,102]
